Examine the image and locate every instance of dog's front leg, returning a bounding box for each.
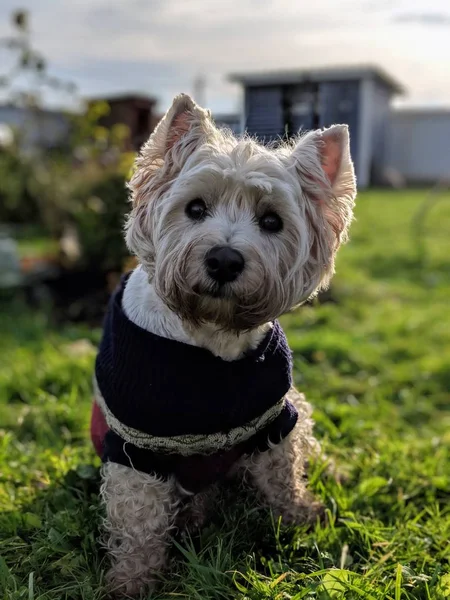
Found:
[243,434,322,525]
[242,399,324,527]
[100,462,179,597]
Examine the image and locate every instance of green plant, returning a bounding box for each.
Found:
[69,172,130,272]
[0,147,40,224]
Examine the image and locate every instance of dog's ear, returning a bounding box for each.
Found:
[150,93,213,159]
[289,124,356,247]
[318,125,353,189]
[288,125,356,298]
[128,94,214,208]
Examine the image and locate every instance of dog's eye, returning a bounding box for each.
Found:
[259,212,283,233]
[186,199,207,221]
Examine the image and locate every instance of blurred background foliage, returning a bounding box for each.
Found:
[0,10,134,280]
[0,100,134,272]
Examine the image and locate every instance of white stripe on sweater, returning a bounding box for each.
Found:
[93,375,285,456]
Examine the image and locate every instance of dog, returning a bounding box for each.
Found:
[90,93,356,596]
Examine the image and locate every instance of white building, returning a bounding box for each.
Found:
[386,109,450,184]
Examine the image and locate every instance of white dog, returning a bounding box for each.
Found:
[90,93,356,596]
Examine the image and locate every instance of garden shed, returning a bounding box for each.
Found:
[229,66,403,188]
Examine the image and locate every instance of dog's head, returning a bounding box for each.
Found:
[126,94,356,331]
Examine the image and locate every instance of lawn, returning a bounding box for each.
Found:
[0,189,449,599]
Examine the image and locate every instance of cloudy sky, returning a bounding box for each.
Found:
[1,0,449,114]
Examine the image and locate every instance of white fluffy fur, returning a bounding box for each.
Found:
[99,93,356,597]
[122,265,269,360]
[100,463,179,596]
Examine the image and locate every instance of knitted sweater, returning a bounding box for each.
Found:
[93,274,298,493]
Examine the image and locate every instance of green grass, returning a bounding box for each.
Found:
[16,237,59,260]
[1,189,449,599]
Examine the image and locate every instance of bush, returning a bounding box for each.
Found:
[0,101,136,274]
[69,172,130,272]
[0,147,41,224]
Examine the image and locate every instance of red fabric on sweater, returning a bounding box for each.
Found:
[90,400,109,457]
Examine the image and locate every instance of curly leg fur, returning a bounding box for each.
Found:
[100,463,180,597]
[242,388,324,525]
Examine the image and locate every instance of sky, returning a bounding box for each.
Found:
[0,0,449,115]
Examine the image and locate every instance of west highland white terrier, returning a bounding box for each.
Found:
[90,93,356,596]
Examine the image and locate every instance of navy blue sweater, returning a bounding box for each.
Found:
[95,274,298,492]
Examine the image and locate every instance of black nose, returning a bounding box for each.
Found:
[205,246,245,284]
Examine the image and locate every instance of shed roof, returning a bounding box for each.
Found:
[87,93,157,105]
[229,65,404,94]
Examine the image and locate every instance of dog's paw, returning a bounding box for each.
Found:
[106,566,157,599]
[307,500,327,526]
[275,496,326,528]
[177,505,208,533]
[177,485,219,533]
